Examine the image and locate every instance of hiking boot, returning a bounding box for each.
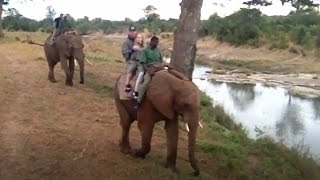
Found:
[132,91,139,99]
[133,102,140,109]
[124,84,132,92]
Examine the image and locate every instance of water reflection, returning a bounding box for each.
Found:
[192,65,320,158]
[312,98,320,121]
[276,95,305,142]
[226,83,257,111]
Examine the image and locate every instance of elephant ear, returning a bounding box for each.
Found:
[56,36,72,57]
[65,33,84,49]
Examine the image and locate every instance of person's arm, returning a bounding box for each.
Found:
[121,40,132,61]
[138,49,147,71]
[53,18,57,28]
[58,20,63,29]
[66,21,71,29]
[159,51,163,62]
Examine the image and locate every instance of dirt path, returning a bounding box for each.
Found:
[0,37,217,179]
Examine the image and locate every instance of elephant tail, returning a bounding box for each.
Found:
[27,40,44,46]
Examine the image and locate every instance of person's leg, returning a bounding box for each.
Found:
[136,73,151,104]
[133,65,144,98]
[124,61,136,92]
[49,28,56,45]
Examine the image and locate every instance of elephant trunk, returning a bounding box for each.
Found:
[185,111,200,176]
[74,49,85,84]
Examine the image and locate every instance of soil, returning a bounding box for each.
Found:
[0,34,216,179]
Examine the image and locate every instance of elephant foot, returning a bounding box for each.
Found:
[131,149,146,158]
[49,78,57,83]
[65,80,74,86]
[79,80,84,84]
[165,163,180,174]
[119,143,131,154]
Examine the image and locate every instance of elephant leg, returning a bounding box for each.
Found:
[60,57,73,86]
[164,119,179,172]
[48,61,57,83]
[115,99,133,154]
[78,59,84,84]
[69,58,75,82]
[132,101,156,158]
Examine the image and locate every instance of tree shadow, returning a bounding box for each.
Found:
[311,98,320,121]
[276,95,305,140]
[226,83,257,111]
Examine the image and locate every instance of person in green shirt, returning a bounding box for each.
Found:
[59,15,72,32]
[49,14,72,45]
[133,36,163,104]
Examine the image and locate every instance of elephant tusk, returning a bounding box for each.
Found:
[199,122,203,128]
[185,123,190,132]
[74,59,79,67]
[85,57,93,65]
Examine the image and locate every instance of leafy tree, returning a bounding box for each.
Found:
[280,0,319,11]
[45,6,56,21]
[0,0,9,37]
[243,0,272,8]
[0,0,36,37]
[142,5,160,34]
[143,5,157,17]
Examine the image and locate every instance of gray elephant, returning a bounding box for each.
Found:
[30,31,85,86]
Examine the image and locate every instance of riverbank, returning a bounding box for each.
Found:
[0,31,319,179]
[159,34,320,98]
[199,94,320,179]
[208,71,320,98]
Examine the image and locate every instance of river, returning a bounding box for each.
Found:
[192,65,320,159]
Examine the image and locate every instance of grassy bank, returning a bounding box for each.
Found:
[199,94,320,179]
[1,31,320,179]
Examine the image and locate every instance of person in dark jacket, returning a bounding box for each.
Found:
[49,13,63,44]
[121,26,137,61]
[121,25,138,91]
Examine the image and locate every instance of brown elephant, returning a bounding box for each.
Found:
[114,69,201,176]
[29,31,85,86]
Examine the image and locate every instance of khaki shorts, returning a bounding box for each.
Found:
[126,61,138,74]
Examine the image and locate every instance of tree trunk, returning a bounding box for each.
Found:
[170,0,203,80]
[0,0,4,38]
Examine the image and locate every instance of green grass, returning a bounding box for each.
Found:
[0,30,49,44]
[85,72,114,98]
[198,94,320,180]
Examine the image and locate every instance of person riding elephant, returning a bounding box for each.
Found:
[59,14,72,32]
[124,33,144,92]
[133,36,163,103]
[114,68,201,176]
[49,14,72,45]
[49,13,63,44]
[29,31,86,86]
[121,26,137,62]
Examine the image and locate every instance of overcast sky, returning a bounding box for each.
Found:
[6,0,309,21]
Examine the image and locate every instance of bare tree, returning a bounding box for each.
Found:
[0,0,6,38]
[170,0,203,79]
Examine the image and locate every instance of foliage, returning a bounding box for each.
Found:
[203,7,320,50]
[2,2,320,50]
[45,6,56,21]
